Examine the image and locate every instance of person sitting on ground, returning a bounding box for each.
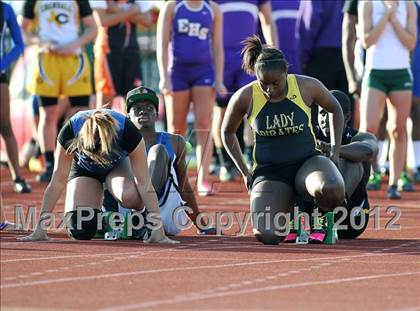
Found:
[103,86,217,236]
[316,90,378,239]
[19,108,177,243]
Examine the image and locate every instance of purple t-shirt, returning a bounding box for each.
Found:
[172,0,214,66]
[297,0,345,65]
[272,0,301,74]
[216,0,268,52]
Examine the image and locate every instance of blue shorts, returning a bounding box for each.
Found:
[170,63,214,92]
[412,44,420,97]
[412,67,420,97]
[217,50,254,107]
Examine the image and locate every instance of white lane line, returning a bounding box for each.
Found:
[1,247,191,282]
[0,258,327,289]
[2,250,419,289]
[99,271,420,311]
[105,257,363,307]
[387,307,420,311]
[0,247,188,263]
[3,240,420,263]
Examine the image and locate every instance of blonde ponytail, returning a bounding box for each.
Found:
[68,110,119,167]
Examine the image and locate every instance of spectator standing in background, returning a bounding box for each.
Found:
[342,0,362,128]
[91,0,153,109]
[0,1,31,193]
[212,0,278,182]
[271,0,301,74]
[297,0,349,129]
[410,0,420,183]
[157,0,225,196]
[359,0,417,199]
[298,0,347,93]
[21,0,97,182]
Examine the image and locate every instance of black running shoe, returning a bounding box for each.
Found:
[387,185,401,200]
[13,177,31,193]
[132,209,152,240]
[36,168,53,182]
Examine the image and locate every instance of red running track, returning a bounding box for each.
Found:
[1,168,420,310]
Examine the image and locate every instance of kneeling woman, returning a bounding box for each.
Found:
[222,36,345,245]
[21,109,177,243]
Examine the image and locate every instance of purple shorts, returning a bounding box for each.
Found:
[216,50,254,107]
[170,63,215,91]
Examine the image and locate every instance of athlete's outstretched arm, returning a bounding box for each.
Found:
[19,145,73,241]
[222,86,253,191]
[318,131,378,163]
[341,132,378,162]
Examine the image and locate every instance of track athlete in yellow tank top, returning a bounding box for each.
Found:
[222,35,345,245]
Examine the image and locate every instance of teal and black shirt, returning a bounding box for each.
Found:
[247,74,319,169]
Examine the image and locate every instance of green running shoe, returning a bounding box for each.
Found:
[284,218,297,243]
[398,172,414,192]
[366,172,382,190]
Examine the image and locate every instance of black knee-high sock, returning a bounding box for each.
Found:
[102,190,119,212]
[216,147,232,169]
[212,145,220,166]
[236,120,245,151]
[44,151,54,171]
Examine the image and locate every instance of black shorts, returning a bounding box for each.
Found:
[335,185,370,239]
[38,96,90,108]
[68,159,108,184]
[347,180,369,212]
[107,50,142,96]
[251,153,318,190]
[216,96,230,108]
[0,72,9,84]
[303,48,348,92]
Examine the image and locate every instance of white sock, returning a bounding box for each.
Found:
[377,140,389,168]
[414,141,420,170]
